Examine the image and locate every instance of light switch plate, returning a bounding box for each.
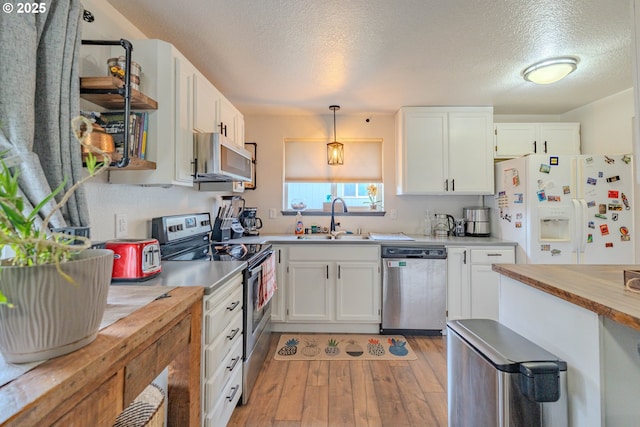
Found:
[115,213,128,238]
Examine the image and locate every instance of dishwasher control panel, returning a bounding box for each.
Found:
[381,246,447,259]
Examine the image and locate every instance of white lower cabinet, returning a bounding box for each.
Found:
[273,245,381,332]
[447,246,515,321]
[201,272,243,427]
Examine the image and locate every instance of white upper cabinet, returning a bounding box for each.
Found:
[494,122,580,158]
[107,39,244,187]
[396,106,494,195]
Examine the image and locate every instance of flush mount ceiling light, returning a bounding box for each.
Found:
[327,105,344,166]
[522,57,578,85]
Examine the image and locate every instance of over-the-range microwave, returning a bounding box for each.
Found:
[193,133,252,182]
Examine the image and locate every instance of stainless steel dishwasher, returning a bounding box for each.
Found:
[381,245,447,335]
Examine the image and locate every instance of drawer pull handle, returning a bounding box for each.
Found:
[487,254,503,257]
[227,356,240,371]
[226,385,240,402]
[227,300,240,311]
[227,328,240,341]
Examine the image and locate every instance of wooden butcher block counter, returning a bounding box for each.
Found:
[0,286,204,427]
[492,263,640,332]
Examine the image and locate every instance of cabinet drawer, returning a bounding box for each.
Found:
[204,364,243,427]
[204,274,242,312]
[204,337,243,416]
[204,285,243,345]
[288,244,380,261]
[204,313,243,379]
[470,249,515,264]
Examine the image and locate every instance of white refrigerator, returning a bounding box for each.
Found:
[494,154,634,264]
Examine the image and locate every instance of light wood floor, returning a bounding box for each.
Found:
[228,333,448,427]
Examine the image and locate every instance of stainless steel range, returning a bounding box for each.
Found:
[151,212,273,405]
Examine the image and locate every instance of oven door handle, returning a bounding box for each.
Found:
[247,250,274,275]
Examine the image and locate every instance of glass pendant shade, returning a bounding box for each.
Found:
[327,141,344,165]
[328,105,343,165]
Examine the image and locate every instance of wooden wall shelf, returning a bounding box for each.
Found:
[83,152,156,171]
[80,77,158,110]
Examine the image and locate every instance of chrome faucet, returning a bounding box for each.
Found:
[330,197,348,233]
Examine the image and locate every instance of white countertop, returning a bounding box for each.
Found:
[224,233,516,246]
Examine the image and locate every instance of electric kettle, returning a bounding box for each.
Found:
[433,214,455,237]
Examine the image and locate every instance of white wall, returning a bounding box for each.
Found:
[242,113,485,235]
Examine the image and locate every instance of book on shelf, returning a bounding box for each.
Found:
[87,111,149,159]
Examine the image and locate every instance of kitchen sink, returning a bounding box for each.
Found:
[334,234,369,240]
[295,234,370,240]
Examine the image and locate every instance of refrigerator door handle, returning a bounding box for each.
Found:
[578,199,588,254]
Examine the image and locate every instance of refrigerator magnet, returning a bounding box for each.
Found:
[600,224,610,235]
[598,171,604,178]
[622,193,630,209]
[608,203,622,211]
[608,190,619,198]
[539,164,551,173]
[563,185,571,194]
[537,189,546,201]
[598,204,607,214]
[541,244,550,251]
[587,200,596,208]
[622,154,631,164]
[605,242,614,248]
[595,213,607,220]
[548,195,561,202]
[604,155,615,164]
[514,193,523,203]
[586,177,597,185]
[515,222,522,228]
[606,175,620,183]
[588,221,595,229]
[550,156,558,165]
[585,156,594,164]
[612,213,619,221]
[587,234,593,243]
[551,249,561,256]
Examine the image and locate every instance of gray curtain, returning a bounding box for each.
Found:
[0,0,88,229]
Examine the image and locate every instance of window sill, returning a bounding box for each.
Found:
[282,210,386,217]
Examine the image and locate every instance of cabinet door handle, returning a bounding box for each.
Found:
[227,356,240,372]
[227,300,240,311]
[191,158,198,178]
[338,265,341,279]
[445,179,449,191]
[227,328,240,341]
[277,249,281,264]
[226,385,240,402]
[326,265,329,279]
[533,141,537,153]
[463,250,467,264]
[452,179,455,192]
[544,140,548,153]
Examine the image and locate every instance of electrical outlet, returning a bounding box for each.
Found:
[269,208,276,219]
[115,213,128,238]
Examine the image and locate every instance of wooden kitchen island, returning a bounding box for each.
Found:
[0,286,203,427]
[493,264,640,427]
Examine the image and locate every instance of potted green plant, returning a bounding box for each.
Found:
[0,116,114,363]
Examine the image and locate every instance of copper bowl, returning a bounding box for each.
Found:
[82,124,115,161]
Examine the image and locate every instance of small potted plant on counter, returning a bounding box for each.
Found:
[0,116,114,363]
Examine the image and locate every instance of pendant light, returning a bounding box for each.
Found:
[327,105,344,165]
[522,57,578,85]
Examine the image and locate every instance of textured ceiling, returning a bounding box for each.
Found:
[104,0,633,116]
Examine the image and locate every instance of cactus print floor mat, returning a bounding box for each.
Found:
[274,334,417,361]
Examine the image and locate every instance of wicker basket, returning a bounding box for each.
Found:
[113,383,165,427]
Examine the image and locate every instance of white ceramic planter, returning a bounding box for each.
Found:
[0,249,114,363]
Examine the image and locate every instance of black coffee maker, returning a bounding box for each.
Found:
[240,207,263,236]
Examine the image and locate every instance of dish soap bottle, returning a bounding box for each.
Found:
[294,212,304,235]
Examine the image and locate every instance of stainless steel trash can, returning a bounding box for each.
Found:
[447,319,568,427]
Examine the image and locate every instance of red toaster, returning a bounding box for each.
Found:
[105,238,162,281]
